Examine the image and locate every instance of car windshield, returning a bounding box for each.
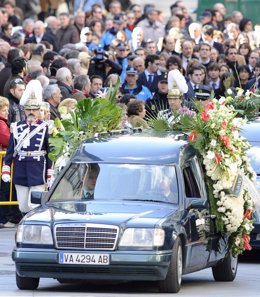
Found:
[49,163,179,204]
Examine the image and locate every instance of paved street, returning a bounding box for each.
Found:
[1,228,260,297]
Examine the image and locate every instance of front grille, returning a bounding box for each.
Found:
[19,265,158,276]
[55,224,119,250]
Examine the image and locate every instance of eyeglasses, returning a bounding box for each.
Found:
[133,10,141,13]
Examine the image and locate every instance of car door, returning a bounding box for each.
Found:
[181,156,212,270]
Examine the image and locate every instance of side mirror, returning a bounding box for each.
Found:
[31,191,47,205]
[186,198,208,210]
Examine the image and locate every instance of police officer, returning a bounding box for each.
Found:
[2,97,53,215]
[145,73,169,119]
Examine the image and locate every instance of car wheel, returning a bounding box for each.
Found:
[212,252,238,281]
[159,237,182,293]
[16,272,39,290]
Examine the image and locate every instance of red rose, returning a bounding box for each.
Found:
[221,120,227,129]
[244,209,252,219]
[201,110,210,121]
[243,234,252,251]
[205,102,214,110]
[215,153,221,164]
[220,135,230,147]
[189,130,198,142]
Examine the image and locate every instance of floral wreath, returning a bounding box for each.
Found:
[149,96,257,255]
[188,98,255,255]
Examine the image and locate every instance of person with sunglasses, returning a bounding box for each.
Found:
[7,77,26,125]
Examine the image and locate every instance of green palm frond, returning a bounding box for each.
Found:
[228,96,260,120]
[171,113,196,132]
[148,117,170,131]
[106,77,121,102]
[223,75,234,91]
[49,84,122,162]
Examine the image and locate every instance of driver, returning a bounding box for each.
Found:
[159,174,176,202]
[82,164,100,199]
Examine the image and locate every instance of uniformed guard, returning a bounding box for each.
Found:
[1,97,53,215]
[158,87,184,124]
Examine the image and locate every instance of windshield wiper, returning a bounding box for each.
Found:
[122,198,170,203]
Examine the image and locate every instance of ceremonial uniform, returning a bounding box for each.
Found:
[158,109,177,125]
[5,119,51,185]
[3,118,52,213]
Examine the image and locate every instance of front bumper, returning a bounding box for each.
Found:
[13,248,172,281]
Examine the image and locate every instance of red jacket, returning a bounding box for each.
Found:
[0,116,10,150]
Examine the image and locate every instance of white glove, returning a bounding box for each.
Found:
[95,88,108,98]
[2,165,10,183]
[47,169,54,189]
[2,173,11,183]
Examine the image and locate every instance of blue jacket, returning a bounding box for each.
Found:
[116,57,128,83]
[100,28,132,50]
[4,119,52,187]
[121,84,152,102]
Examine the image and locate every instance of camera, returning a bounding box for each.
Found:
[95,48,105,61]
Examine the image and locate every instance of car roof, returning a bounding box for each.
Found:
[71,130,190,165]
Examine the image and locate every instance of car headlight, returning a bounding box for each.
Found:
[16,225,53,245]
[119,228,165,248]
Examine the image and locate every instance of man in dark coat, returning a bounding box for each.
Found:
[0,48,23,96]
[25,20,58,52]
[43,84,62,120]
[56,12,80,51]
[7,77,26,125]
[56,67,74,100]
[137,54,161,94]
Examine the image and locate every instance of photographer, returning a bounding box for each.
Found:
[88,48,122,82]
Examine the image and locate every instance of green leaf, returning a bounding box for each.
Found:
[49,92,122,161]
[148,118,170,131]
[48,136,65,161]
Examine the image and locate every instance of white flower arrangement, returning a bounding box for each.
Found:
[187,99,256,255]
[150,93,260,255]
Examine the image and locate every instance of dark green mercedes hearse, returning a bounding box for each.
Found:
[12,131,238,293]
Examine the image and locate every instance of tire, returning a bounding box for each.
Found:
[159,237,183,293]
[16,272,39,290]
[212,252,238,282]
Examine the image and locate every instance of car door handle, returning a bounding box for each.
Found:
[205,214,216,219]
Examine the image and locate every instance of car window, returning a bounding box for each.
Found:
[49,163,179,204]
[183,165,201,198]
[189,156,207,198]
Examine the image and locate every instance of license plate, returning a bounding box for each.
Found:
[59,253,110,265]
[256,234,260,241]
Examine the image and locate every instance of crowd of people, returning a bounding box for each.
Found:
[0,0,260,227]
